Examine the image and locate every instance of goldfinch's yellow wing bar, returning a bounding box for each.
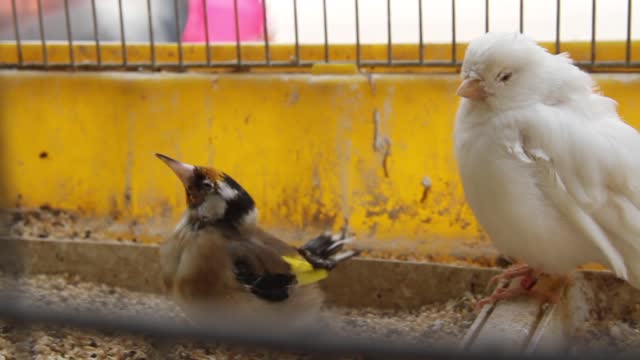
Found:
[281,255,329,286]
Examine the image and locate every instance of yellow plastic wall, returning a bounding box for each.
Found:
[1,43,640,257]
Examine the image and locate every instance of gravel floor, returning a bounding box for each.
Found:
[571,320,640,355]
[563,275,640,355]
[0,274,477,359]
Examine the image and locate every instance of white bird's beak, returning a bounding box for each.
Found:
[456,78,487,100]
[155,153,195,188]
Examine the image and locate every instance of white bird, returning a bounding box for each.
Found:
[454,32,640,307]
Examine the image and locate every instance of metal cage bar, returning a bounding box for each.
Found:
[418,0,424,64]
[591,0,597,66]
[0,0,638,71]
[355,0,361,66]
[323,0,329,62]
[627,0,632,65]
[519,0,524,33]
[0,292,633,360]
[203,0,212,66]
[485,0,489,33]
[10,0,22,65]
[174,0,184,67]
[233,0,242,65]
[147,0,156,67]
[63,0,74,67]
[451,0,457,65]
[556,0,561,54]
[262,0,271,64]
[293,0,300,65]
[36,0,47,66]
[387,0,392,65]
[90,0,101,66]
[117,0,127,66]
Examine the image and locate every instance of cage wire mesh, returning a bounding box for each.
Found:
[1,0,640,359]
[0,0,638,70]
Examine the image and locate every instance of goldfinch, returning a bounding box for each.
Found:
[155,153,359,328]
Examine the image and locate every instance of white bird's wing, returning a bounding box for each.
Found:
[508,99,640,282]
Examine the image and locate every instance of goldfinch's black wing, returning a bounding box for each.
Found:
[227,241,296,302]
[232,257,295,302]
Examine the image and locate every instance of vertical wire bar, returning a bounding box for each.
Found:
[451,0,456,65]
[293,0,300,65]
[36,0,47,66]
[233,0,242,65]
[10,0,22,65]
[591,0,596,66]
[63,0,75,67]
[262,0,271,65]
[203,0,211,66]
[485,0,489,33]
[118,0,127,66]
[418,0,424,64]
[174,0,184,67]
[322,0,329,62]
[355,0,360,66]
[147,0,156,67]
[90,0,101,66]
[519,0,524,33]
[386,0,392,65]
[555,0,561,54]
[626,0,632,65]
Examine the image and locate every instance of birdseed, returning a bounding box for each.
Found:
[0,273,476,359]
[2,206,500,267]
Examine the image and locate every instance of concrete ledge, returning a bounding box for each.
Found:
[0,236,499,309]
[2,236,163,293]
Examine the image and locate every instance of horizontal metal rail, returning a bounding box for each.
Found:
[0,290,636,359]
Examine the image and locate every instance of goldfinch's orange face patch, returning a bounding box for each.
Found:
[185,167,224,208]
[156,153,257,227]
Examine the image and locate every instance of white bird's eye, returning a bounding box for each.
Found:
[497,71,513,83]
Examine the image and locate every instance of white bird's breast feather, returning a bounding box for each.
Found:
[454,107,608,274]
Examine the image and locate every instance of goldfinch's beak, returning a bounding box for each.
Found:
[155,153,195,188]
[456,78,487,100]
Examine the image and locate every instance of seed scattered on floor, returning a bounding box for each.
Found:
[0,273,476,359]
[3,207,500,267]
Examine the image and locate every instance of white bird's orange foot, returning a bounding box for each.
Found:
[475,265,568,311]
[475,263,537,311]
[475,285,529,310]
[475,281,563,310]
[485,263,535,291]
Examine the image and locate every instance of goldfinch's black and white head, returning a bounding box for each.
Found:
[156,153,258,228]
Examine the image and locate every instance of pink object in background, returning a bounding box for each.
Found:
[182,0,265,43]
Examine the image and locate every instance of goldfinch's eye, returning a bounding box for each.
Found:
[202,182,214,191]
[497,71,512,83]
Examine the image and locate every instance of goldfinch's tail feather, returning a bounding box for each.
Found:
[331,249,359,263]
[298,231,360,270]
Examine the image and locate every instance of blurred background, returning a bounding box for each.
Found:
[1,0,639,45]
[0,0,188,42]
